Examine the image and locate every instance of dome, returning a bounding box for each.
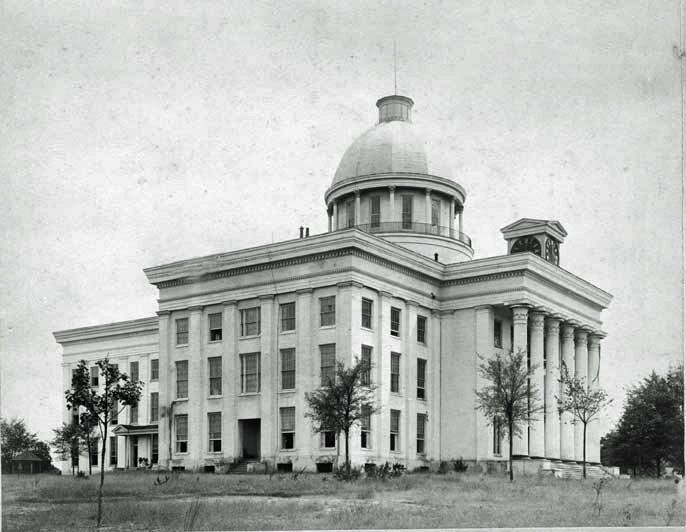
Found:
[332,95,454,185]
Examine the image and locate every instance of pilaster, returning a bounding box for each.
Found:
[528,311,545,458]
[475,306,494,461]
[258,295,275,461]
[295,289,313,457]
[559,323,575,461]
[188,306,203,468]
[222,300,238,461]
[544,318,561,460]
[511,306,529,457]
[156,311,171,466]
[573,328,589,462]
[587,333,603,463]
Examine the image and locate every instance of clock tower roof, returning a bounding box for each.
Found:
[500,218,567,243]
[501,218,567,266]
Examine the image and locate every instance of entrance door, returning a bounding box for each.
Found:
[131,436,139,468]
[239,419,261,459]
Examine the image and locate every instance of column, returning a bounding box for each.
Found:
[574,329,589,463]
[529,311,545,458]
[388,186,395,223]
[458,204,464,235]
[222,300,238,461]
[544,317,561,460]
[475,306,494,461]
[332,202,338,231]
[559,323,575,461]
[156,311,171,467]
[188,306,203,468]
[258,295,275,462]
[295,289,313,458]
[425,189,431,224]
[587,333,602,463]
[354,191,361,226]
[327,204,332,232]
[430,309,441,460]
[377,290,393,458]
[511,306,529,457]
[448,199,455,235]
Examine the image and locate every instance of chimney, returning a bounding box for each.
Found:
[305,227,310,237]
[299,226,304,239]
[434,253,439,262]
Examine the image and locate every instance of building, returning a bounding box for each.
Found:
[54,94,612,474]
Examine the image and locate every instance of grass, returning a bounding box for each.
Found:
[2,469,684,531]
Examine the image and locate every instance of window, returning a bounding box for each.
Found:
[360,406,371,449]
[150,359,159,381]
[130,404,138,425]
[240,307,261,337]
[130,361,139,383]
[208,412,221,452]
[175,415,188,453]
[176,361,188,399]
[370,196,381,229]
[280,407,295,449]
[209,312,222,341]
[208,356,222,396]
[391,352,401,393]
[109,436,118,466]
[322,431,336,448]
[360,345,372,385]
[320,344,336,386]
[494,319,503,348]
[361,298,373,329]
[281,348,295,390]
[401,195,413,229]
[280,302,296,332]
[431,199,440,228]
[151,434,158,464]
[150,392,159,423]
[390,409,400,451]
[417,358,427,400]
[417,315,427,343]
[90,366,99,387]
[346,198,355,228]
[176,318,189,345]
[390,307,401,337]
[493,417,502,455]
[320,296,335,327]
[90,439,99,466]
[240,352,260,393]
[110,401,118,424]
[417,413,427,454]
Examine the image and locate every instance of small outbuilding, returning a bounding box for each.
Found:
[11,451,46,474]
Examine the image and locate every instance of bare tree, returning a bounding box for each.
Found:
[475,349,542,481]
[557,362,612,479]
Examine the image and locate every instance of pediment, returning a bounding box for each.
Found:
[500,218,567,242]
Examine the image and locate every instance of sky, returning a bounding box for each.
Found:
[0,1,683,443]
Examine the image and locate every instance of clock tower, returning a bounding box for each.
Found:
[501,218,567,265]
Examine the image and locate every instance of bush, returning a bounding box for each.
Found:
[366,462,405,481]
[334,466,361,481]
[438,459,468,474]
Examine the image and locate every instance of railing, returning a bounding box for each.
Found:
[342,221,472,247]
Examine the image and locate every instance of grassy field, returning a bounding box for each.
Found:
[2,469,684,531]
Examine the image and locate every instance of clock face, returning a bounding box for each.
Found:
[545,238,559,265]
[511,236,541,256]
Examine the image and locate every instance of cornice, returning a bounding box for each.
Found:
[53,316,159,345]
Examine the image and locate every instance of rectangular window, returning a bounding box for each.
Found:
[280,302,296,332]
[109,436,118,466]
[240,307,261,337]
[176,318,189,345]
[281,348,296,390]
[176,360,188,399]
[130,404,138,425]
[494,319,503,348]
[150,392,159,423]
[319,296,336,327]
[240,352,260,393]
[360,345,372,385]
[208,412,221,452]
[360,406,371,449]
[417,413,427,454]
[90,439,99,466]
[431,198,440,227]
[320,344,336,386]
[110,400,118,424]
[346,198,355,228]
[175,415,188,453]
[130,361,139,383]
[401,195,413,229]
[370,196,381,229]
[391,352,401,393]
[417,315,427,343]
[417,358,427,400]
[361,298,373,329]
[322,431,336,448]
[208,356,222,396]
[390,307,401,337]
[209,312,223,341]
[150,359,159,381]
[90,366,99,387]
[151,434,158,464]
[390,409,400,451]
[280,407,295,449]
[493,417,502,455]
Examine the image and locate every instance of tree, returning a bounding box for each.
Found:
[557,363,612,479]
[51,414,97,476]
[1,417,52,473]
[601,364,683,477]
[305,358,375,474]
[475,349,542,481]
[65,358,143,528]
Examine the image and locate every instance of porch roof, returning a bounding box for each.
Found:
[112,424,159,436]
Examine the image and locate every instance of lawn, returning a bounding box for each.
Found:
[2,469,684,531]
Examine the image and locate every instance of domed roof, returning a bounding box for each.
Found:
[332,95,454,185]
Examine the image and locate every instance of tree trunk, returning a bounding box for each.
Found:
[508,421,514,482]
[582,422,587,480]
[656,457,661,478]
[87,437,93,476]
[97,424,106,528]
[344,429,350,473]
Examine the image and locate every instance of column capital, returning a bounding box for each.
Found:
[560,323,576,340]
[222,300,238,307]
[530,311,546,329]
[156,310,171,317]
[378,290,393,299]
[388,185,396,192]
[188,305,204,312]
[574,328,589,345]
[425,188,432,196]
[511,306,529,323]
[295,288,313,295]
[406,300,419,308]
[258,294,275,301]
[336,280,363,289]
[588,334,602,349]
[545,317,561,336]
[354,189,361,198]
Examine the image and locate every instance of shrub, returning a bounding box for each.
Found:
[334,466,361,481]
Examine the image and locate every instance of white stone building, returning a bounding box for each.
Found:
[54,94,611,474]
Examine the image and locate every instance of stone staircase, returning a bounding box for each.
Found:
[227,458,265,474]
[548,461,615,480]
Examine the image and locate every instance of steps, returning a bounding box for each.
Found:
[550,461,615,480]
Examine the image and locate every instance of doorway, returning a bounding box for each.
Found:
[239,419,261,459]
[130,436,138,468]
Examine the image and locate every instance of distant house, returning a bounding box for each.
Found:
[11,451,46,474]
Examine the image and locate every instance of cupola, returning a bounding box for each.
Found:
[501,218,567,265]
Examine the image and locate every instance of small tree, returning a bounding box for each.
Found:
[305,358,375,474]
[557,363,612,479]
[1,417,38,473]
[52,422,87,475]
[475,349,542,481]
[65,358,142,528]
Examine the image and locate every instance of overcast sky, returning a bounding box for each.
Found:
[0,1,683,442]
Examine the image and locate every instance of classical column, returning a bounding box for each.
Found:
[511,306,529,457]
[529,311,545,458]
[388,186,396,224]
[587,333,603,463]
[475,306,494,461]
[188,306,203,468]
[425,189,432,225]
[258,295,275,461]
[448,199,455,235]
[295,289,313,456]
[544,318,561,460]
[332,202,338,231]
[222,300,238,460]
[156,311,171,467]
[354,190,361,226]
[559,323,575,461]
[327,204,332,232]
[458,205,464,235]
[574,329,589,463]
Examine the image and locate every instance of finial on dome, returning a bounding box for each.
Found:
[376,95,414,123]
